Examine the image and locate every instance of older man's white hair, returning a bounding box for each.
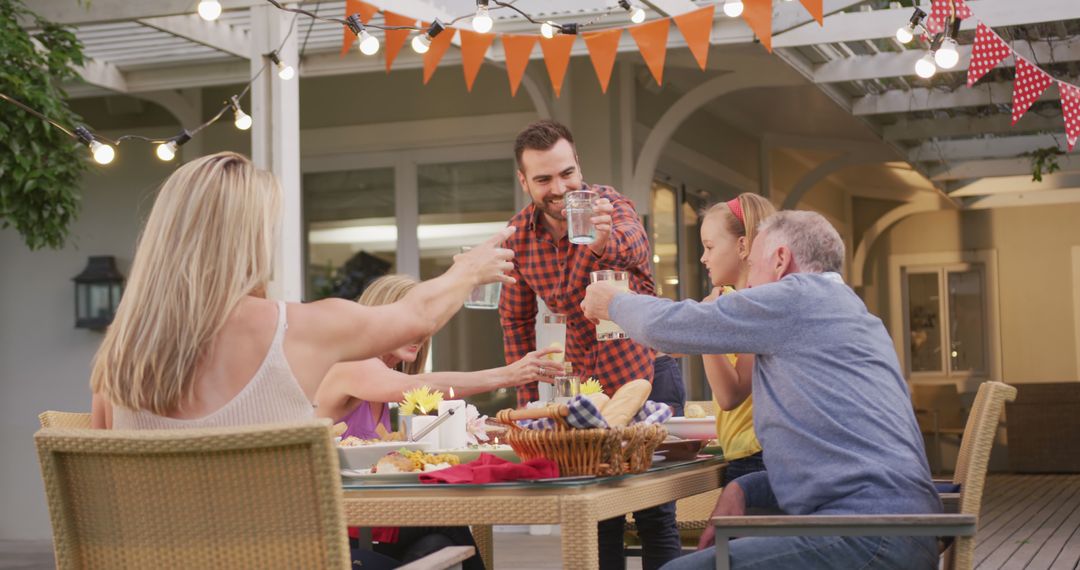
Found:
[757,210,844,273]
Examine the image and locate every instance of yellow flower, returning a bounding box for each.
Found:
[579,378,604,396]
[400,386,444,415]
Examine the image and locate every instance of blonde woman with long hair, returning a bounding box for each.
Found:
[90,152,516,429]
[696,193,775,492]
[315,274,562,440]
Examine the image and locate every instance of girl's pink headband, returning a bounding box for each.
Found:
[726,197,745,226]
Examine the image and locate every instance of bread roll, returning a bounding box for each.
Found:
[601,379,652,427]
[586,392,610,412]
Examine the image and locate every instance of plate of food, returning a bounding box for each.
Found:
[341,448,462,482]
[337,439,436,471]
[431,443,519,464]
[663,417,716,440]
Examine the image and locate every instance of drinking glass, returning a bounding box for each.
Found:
[536,313,567,363]
[461,246,501,309]
[552,363,579,404]
[590,270,629,340]
[565,190,596,245]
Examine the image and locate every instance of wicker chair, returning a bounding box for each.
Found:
[711,381,1017,570]
[36,419,351,569]
[38,411,92,429]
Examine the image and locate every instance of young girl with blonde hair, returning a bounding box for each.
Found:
[90,152,515,429]
[697,192,776,488]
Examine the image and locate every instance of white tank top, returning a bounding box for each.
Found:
[112,301,315,429]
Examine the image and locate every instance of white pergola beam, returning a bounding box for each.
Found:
[852,78,1071,115]
[908,133,1066,162]
[28,0,317,25]
[814,37,1080,84]
[965,187,1080,209]
[75,58,128,93]
[930,155,1080,180]
[137,15,250,59]
[884,114,1064,142]
[641,0,699,17]
[949,172,1080,197]
[774,0,1080,48]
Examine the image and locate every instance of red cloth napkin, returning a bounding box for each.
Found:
[418,452,559,484]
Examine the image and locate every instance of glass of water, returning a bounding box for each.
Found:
[461,246,501,309]
[590,270,629,341]
[565,190,597,245]
[552,363,579,404]
[537,313,567,363]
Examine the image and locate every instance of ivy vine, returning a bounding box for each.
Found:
[0,0,87,250]
[1025,146,1064,183]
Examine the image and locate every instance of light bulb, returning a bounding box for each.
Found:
[540,21,557,39]
[915,53,937,78]
[472,5,493,33]
[358,30,380,55]
[234,109,252,130]
[197,0,222,21]
[895,25,914,44]
[90,141,115,165]
[277,62,295,80]
[412,33,431,54]
[630,7,646,24]
[156,141,178,162]
[934,38,960,69]
[723,1,744,18]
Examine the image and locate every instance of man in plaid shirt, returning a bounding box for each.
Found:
[498,120,683,570]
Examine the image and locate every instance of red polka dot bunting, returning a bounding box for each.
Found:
[1011,57,1054,125]
[926,0,973,35]
[967,23,1012,87]
[1060,82,1080,151]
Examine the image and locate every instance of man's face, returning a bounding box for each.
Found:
[745,231,783,288]
[517,138,584,222]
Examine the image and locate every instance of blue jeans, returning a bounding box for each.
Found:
[660,534,939,569]
[722,452,765,486]
[598,356,686,569]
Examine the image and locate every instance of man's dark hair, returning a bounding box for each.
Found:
[514,120,575,171]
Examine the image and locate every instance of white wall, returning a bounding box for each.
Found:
[0,157,177,539]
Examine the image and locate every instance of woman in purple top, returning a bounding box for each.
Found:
[314,275,561,439]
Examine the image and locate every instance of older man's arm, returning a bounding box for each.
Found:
[605,281,798,356]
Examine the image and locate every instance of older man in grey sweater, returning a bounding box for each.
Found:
[582,211,941,569]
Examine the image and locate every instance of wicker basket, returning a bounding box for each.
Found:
[495,405,668,477]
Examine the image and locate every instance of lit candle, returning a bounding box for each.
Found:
[437,387,468,450]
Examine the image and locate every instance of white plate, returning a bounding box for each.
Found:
[340,468,422,484]
[336,441,434,470]
[664,416,716,440]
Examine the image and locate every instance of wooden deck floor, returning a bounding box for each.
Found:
[974,474,1080,569]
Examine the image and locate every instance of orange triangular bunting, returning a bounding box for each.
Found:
[540,35,576,97]
[742,0,773,53]
[423,26,457,84]
[502,34,538,97]
[628,18,669,85]
[460,30,496,91]
[383,11,414,73]
[798,0,823,25]
[356,1,378,23]
[673,5,714,71]
[583,29,621,93]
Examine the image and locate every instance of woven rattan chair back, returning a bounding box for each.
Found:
[38,411,92,429]
[946,381,1017,570]
[35,419,349,570]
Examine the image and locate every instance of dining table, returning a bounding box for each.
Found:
[342,456,726,569]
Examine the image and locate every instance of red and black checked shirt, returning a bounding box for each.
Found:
[499,184,656,407]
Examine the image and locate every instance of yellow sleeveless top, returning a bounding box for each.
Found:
[711,287,761,461]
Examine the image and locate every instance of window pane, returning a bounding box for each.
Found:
[418,159,517,417]
[947,269,986,373]
[907,272,943,373]
[304,168,396,301]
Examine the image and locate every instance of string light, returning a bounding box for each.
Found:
[155,131,191,162]
[618,0,647,24]
[345,15,380,55]
[472,0,494,33]
[723,1,744,18]
[268,51,295,80]
[230,96,253,130]
[74,126,115,165]
[915,53,937,78]
[197,0,222,21]
[540,21,558,38]
[935,37,959,69]
[412,20,446,54]
[895,7,926,44]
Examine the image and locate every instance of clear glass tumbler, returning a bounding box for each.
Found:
[536,313,567,363]
[565,190,597,245]
[461,246,501,309]
[590,270,629,340]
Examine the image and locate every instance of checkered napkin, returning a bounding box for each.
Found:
[518,396,672,430]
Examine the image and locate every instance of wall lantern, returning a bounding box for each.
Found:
[73,256,125,331]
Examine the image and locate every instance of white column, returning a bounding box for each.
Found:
[250,4,303,301]
[395,159,421,279]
